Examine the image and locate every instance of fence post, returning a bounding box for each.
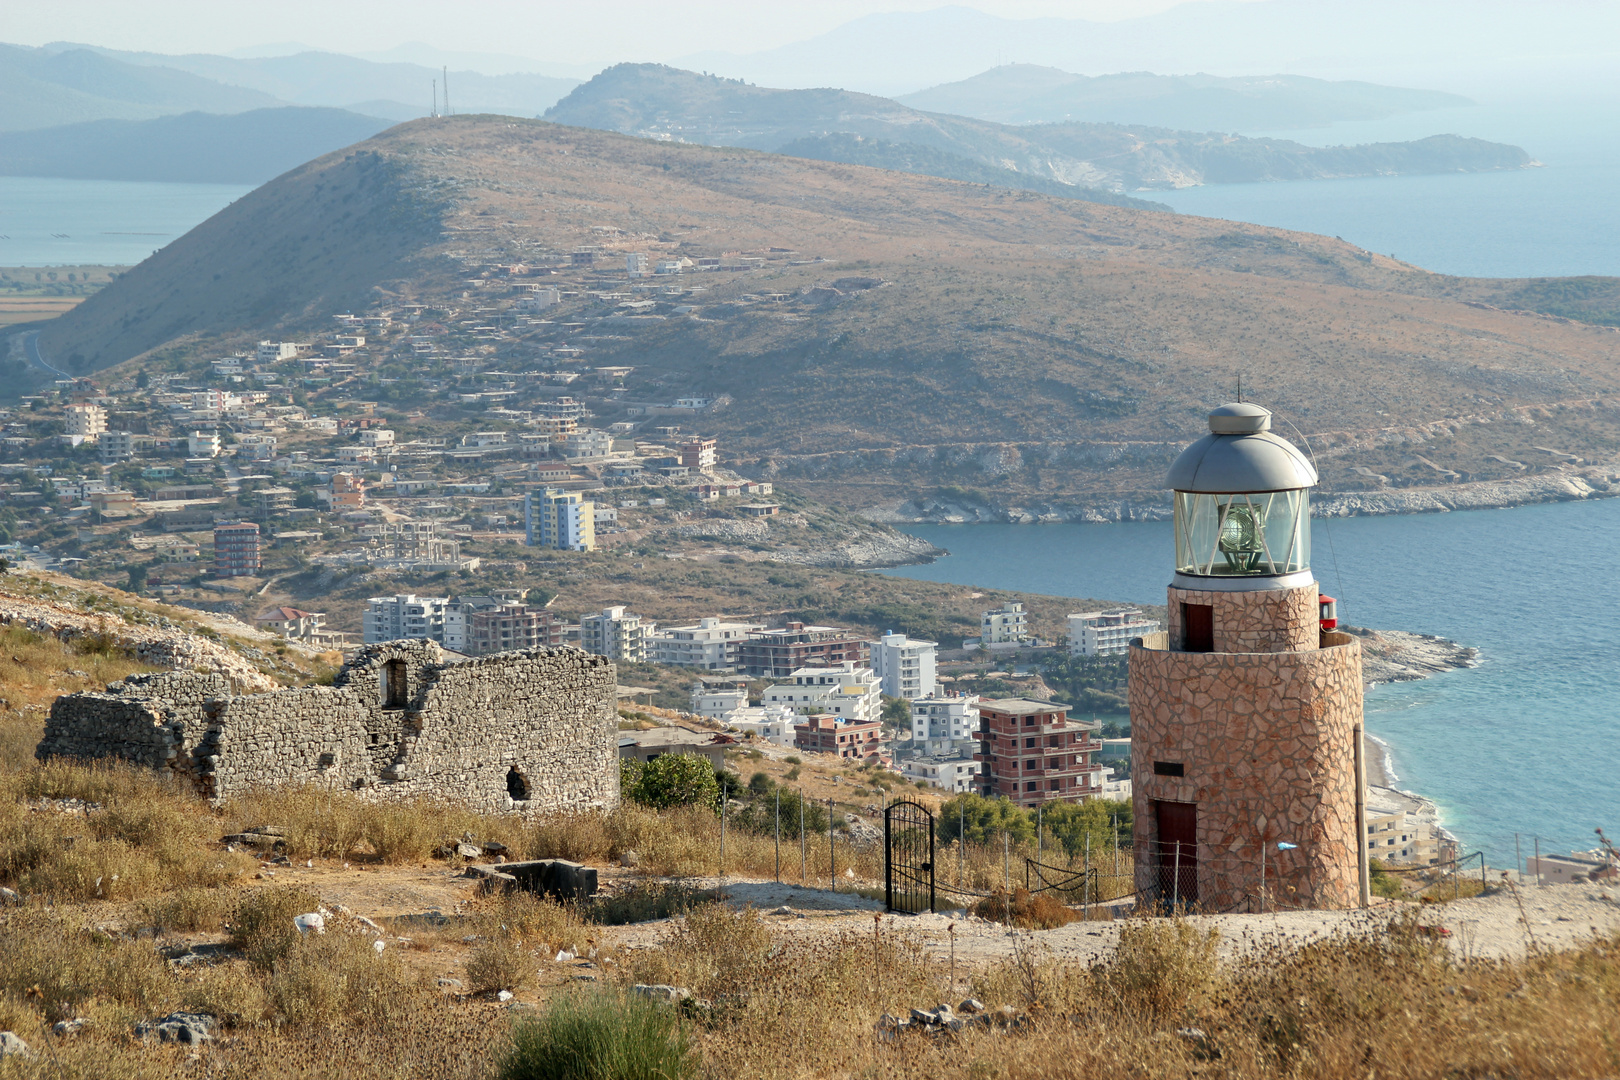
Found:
[830,798,836,893]
[1084,834,1091,919]
[1515,833,1523,881]
[1172,841,1181,911]
[1479,852,1486,895]
[774,788,781,883]
[1112,813,1118,881]
[720,782,727,896]
[1259,842,1266,914]
[1004,831,1010,895]
[1037,804,1043,862]
[958,802,965,888]
[1534,836,1541,886]
[800,792,806,882]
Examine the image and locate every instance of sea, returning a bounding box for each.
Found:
[0,177,253,268]
[878,498,1620,868]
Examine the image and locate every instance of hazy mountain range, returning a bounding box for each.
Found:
[897,67,1474,130]
[545,65,1528,194]
[0,41,580,131]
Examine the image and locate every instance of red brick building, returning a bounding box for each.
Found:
[679,437,716,472]
[736,622,869,678]
[975,698,1105,808]
[213,521,262,578]
[467,605,564,656]
[794,714,884,760]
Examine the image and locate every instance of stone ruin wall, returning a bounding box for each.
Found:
[1129,627,1364,911]
[38,640,620,814]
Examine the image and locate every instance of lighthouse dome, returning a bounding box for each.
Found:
[1165,403,1318,494]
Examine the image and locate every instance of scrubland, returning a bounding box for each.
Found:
[3,621,1619,1078]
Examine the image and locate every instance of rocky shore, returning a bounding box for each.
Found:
[866,460,1620,527]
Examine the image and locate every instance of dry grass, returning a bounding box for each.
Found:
[973,887,1084,930]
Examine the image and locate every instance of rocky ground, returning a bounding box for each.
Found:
[1348,626,1479,687]
[0,572,322,692]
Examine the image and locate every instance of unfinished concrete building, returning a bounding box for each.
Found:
[38,640,620,813]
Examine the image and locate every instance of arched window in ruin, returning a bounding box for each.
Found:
[506,767,530,802]
[382,659,408,710]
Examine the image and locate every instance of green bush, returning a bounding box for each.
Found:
[620,755,720,812]
[503,988,695,1080]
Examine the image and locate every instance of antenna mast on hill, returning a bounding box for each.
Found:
[444,66,450,116]
[432,79,438,118]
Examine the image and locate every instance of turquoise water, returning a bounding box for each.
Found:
[877,498,1620,865]
[1152,102,1620,279]
[0,176,253,267]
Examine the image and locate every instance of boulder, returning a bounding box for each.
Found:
[0,1032,29,1057]
[632,984,691,1003]
[136,1012,215,1044]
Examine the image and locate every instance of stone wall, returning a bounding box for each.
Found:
[1166,582,1319,653]
[38,640,620,814]
[1129,627,1364,911]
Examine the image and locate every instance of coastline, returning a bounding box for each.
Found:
[1352,627,1478,845]
[863,461,1620,533]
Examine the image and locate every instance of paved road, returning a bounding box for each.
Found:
[24,331,71,379]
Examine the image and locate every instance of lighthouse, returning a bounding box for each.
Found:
[1128,402,1368,911]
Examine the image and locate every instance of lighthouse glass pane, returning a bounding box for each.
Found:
[1174,490,1310,577]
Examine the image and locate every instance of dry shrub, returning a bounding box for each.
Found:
[0,910,170,1022]
[470,889,583,949]
[621,903,774,1001]
[222,788,530,864]
[0,760,252,902]
[231,884,324,971]
[585,880,704,926]
[973,888,1081,930]
[466,934,535,996]
[178,961,271,1027]
[1097,918,1220,1022]
[138,885,233,933]
[265,932,424,1029]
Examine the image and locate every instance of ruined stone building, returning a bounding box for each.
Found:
[38,640,620,813]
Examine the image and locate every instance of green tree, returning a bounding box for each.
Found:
[880,695,911,734]
[620,754,720,812]
[1036,798,1132,857]
[937,793,1035,845]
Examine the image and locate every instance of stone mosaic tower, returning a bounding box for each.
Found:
[1129,403,1368,911]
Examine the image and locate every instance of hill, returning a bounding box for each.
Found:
[0,42,280,131]
[897,66,1475,130]
[26,115,1620,514]
[0,107,394,184]
[545,64,1527,194]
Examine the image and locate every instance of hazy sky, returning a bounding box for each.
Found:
[10,1,1252,63]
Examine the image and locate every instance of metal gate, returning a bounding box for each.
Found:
[885,800,935,913]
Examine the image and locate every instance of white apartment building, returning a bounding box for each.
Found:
[626,252,649,276]
[192,389,240,411]
[761,662,882,725]
[981,602,1028,645]
[443,594,504,652]
[63,404,107,442]
[363,593,449,644]
[358,428,395,448]
[869,632,938,699]
[188,431,221,458]
[690,685,749,720]
[900,752,981,793]
[561,429,615,460]
[910,694,980,745]
[257,341,300,363]
[725,705,801,747]
[98,431,135,464]
[237,435,277,461]
[651,617,765,670]
[580,606,650,663]
[1364,789,1442,866]
[1068,609,1160,656]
